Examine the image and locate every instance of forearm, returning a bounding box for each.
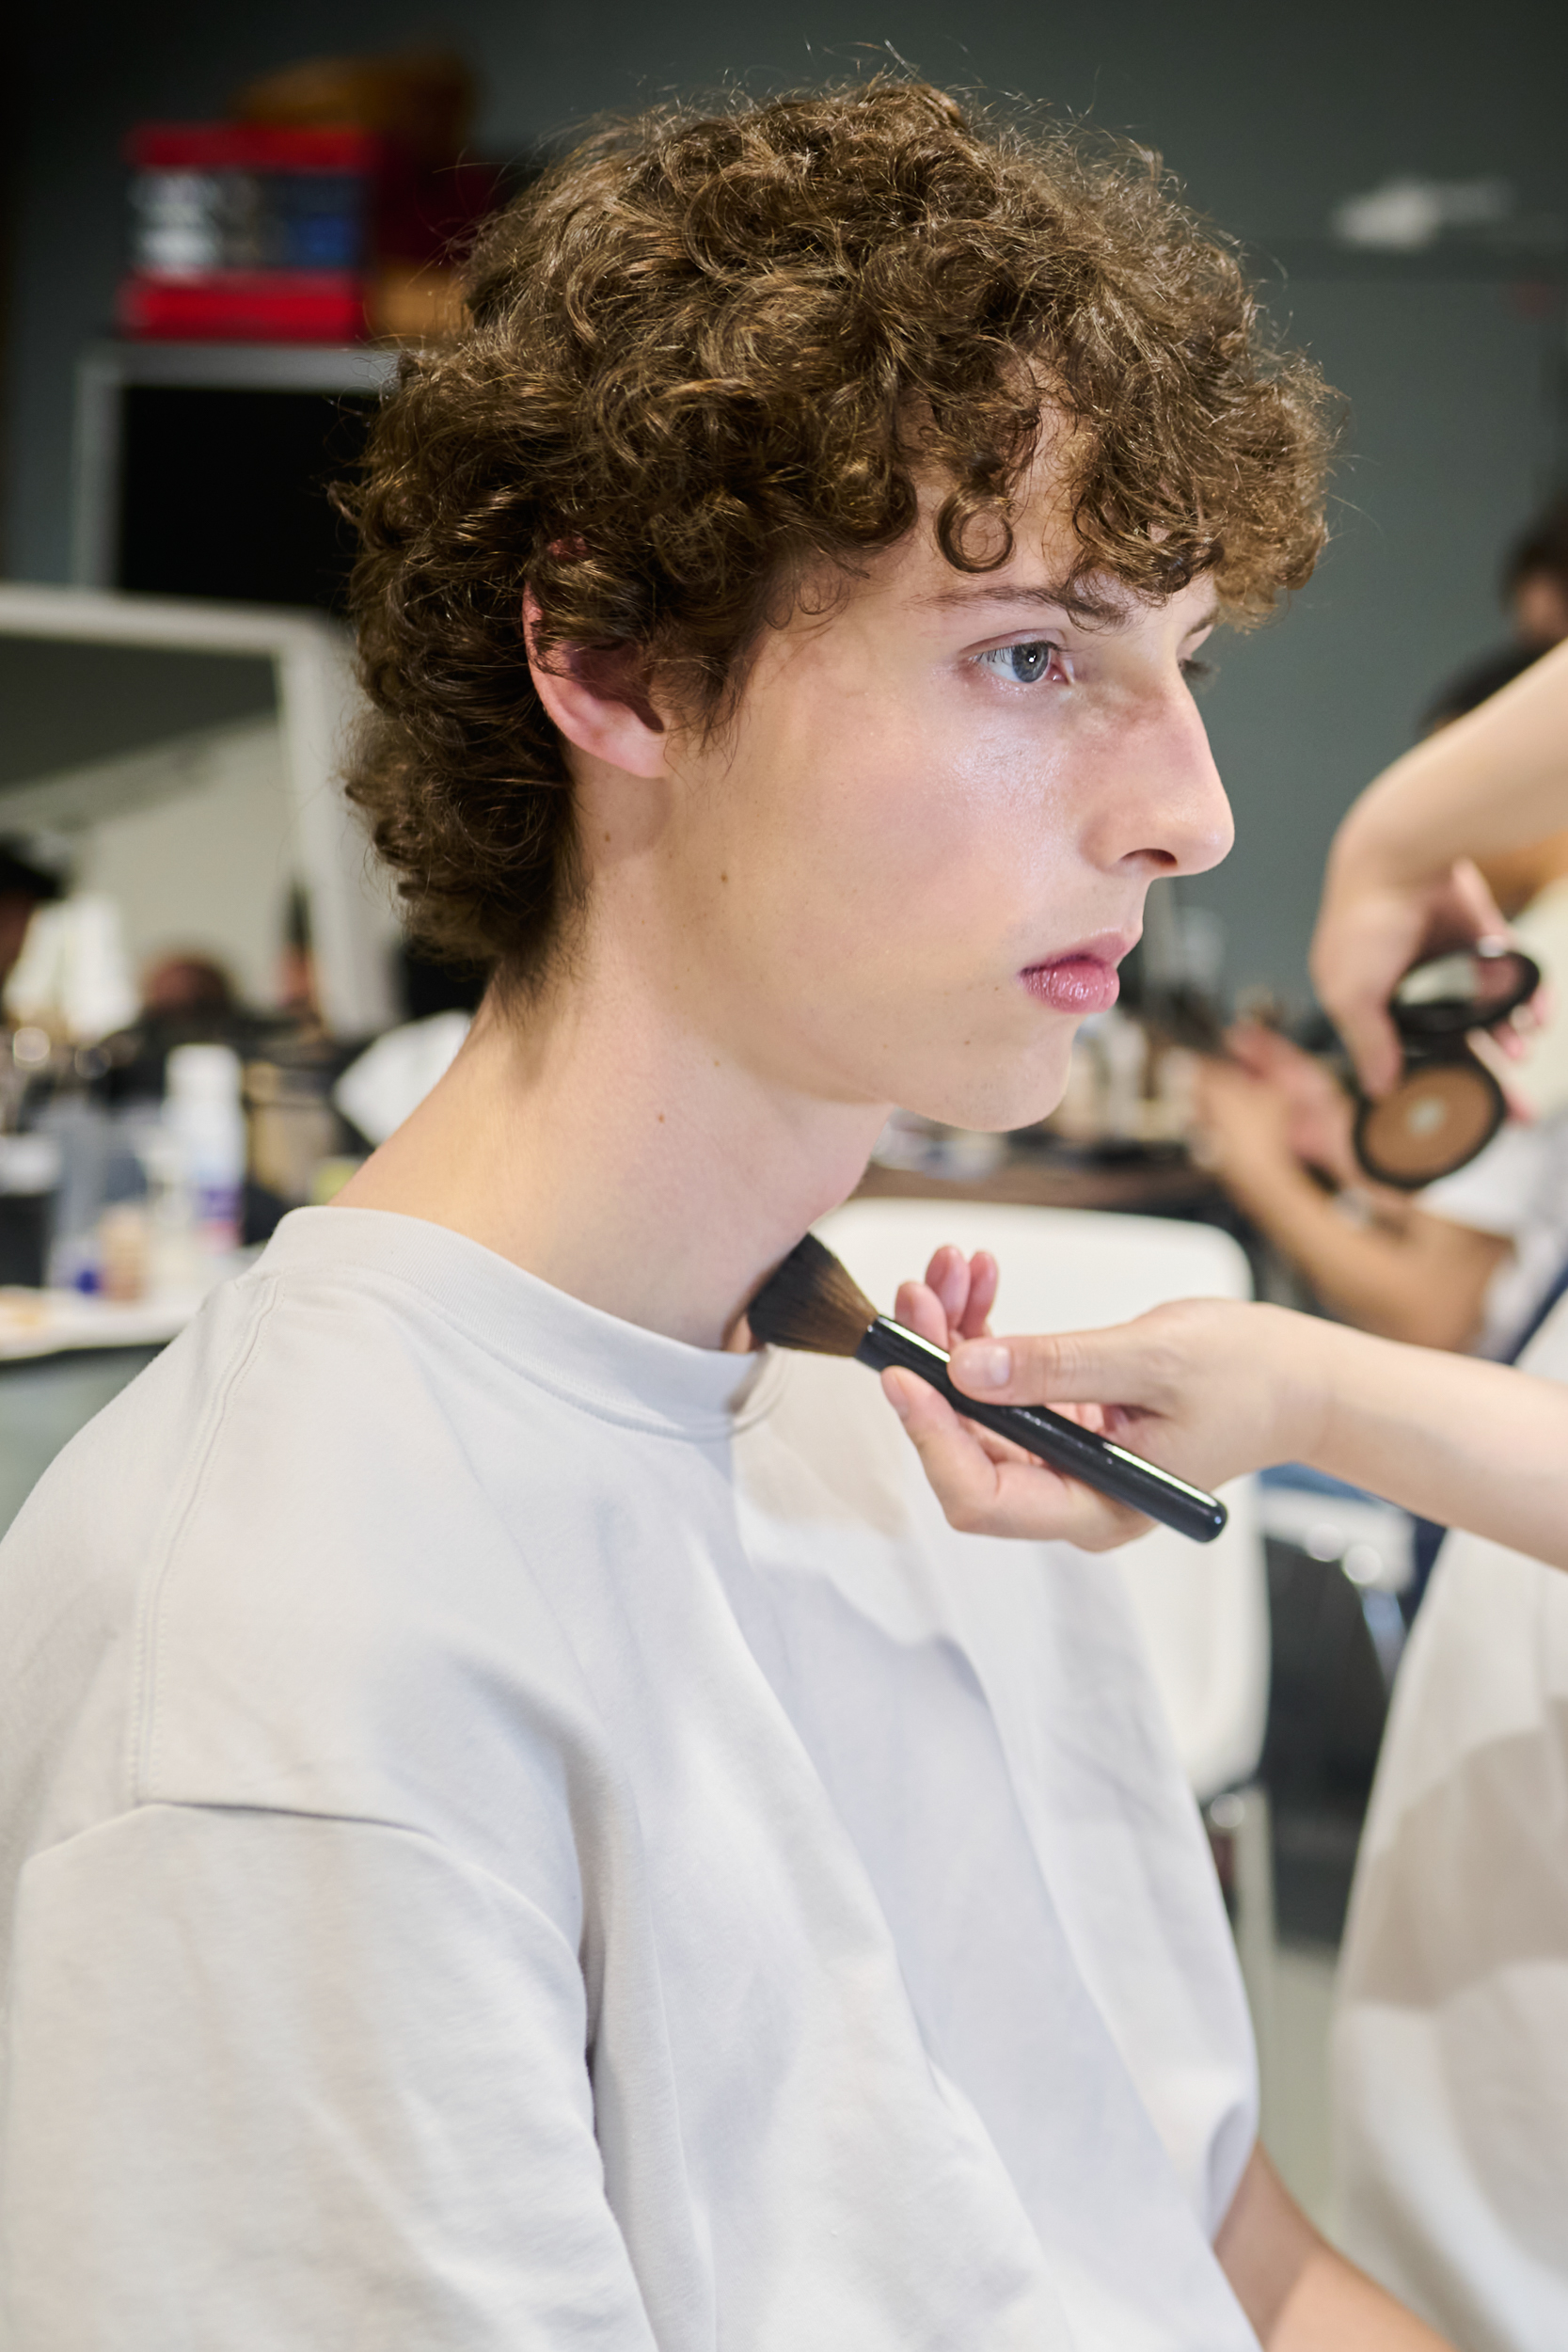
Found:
[1270,2244,1453,2350]
[910,1284,1568,1564]
[1293,1318,1568,1565]
[1333,638,1568,885]
[1217,2146,1451,2349]
[1219,1159,1475,1348]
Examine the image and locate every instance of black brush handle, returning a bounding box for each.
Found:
[857,1317,1227,1545]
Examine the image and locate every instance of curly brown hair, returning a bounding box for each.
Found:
[342,79,1337,981]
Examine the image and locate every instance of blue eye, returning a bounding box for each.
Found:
[978,639,1061,685]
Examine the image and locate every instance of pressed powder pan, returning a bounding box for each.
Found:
[1352,944,1540,1190]
[1354,1057,1506,1188]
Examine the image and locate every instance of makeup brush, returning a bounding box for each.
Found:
[747,1233,1227,1545]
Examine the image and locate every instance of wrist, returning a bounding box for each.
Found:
[1221,1147,1323,1227]
[1327,781,1441,899]
[1278,1315,1355,1477]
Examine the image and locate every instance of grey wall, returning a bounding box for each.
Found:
[7,0,1568,999]
[1193,267,1566,1002]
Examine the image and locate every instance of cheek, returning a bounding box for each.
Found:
[769,704,1069,952]
[686,688,1096,1122]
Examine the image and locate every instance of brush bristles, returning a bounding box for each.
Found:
[747,1232,879,1357]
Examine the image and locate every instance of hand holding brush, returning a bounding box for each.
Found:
[745,1235,1228,1546]
[816,1251,1568,1571]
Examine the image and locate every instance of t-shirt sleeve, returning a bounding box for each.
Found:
[0,1803,659,2352]
[1418,1119,1546,1240]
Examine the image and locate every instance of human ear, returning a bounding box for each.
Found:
[522,590,668,780]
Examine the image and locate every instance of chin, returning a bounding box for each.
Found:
[898,1037,1075,1135]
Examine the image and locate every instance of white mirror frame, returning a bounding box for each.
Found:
[0,582,398,1037]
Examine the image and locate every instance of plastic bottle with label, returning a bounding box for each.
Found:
[165,1043,245,1260]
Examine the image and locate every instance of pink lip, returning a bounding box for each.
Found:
[1020,931,1136,1016]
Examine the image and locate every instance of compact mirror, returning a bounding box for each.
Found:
[1353,943,1541,1190]
[1389,943,1540,1039]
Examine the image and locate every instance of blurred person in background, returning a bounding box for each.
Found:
[1191,645,1568,1361]
[95,947,253,1107]
[1503,493,1568,651]
[140,951,237,1019]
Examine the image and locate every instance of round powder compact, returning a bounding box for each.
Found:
[1354,1055,1505,1189]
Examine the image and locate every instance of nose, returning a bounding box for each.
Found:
[1086,687,1234,882]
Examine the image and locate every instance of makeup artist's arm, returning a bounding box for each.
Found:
[1312,638,1568,1096]
[1216,2145,1453,2349]
[885,1283,1568,1566]
[1195,1057,1509,1351]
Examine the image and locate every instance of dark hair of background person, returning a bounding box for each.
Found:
[1502,493,1568,648]
[0,838,64,990]
[140,952,236,1016]
[0,839,63,908]
[341,76,1338,993]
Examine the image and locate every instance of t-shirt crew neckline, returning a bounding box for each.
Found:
[258,1205,782,1440]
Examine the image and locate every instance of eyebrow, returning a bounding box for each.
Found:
[919,580,1102,617]
[922,582,1221,637]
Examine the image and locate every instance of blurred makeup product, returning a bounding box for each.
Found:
[121,124,382,342]
[1353,943,1541,1188]
[747,1232,1227,1544]
[166,1044,245,1255]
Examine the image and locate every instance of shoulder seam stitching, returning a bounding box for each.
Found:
[125,1276,281,1808]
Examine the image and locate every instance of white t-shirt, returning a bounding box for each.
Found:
[1332,1291,1568,2352]
[0,1208,1259,2351]
[1419,1110,1568,1356]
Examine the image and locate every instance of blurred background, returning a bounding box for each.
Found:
[6,0,1567,999]
[1,0,1566,2238]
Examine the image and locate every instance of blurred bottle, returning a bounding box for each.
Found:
[1097,1009,1150,1142]
[1049,1037,1105,1145]
[38,1096,111,1289]
[135,1127,199,1299]
[246,1055,340,1206]
[166,1043,245,1258]
[96,1202,150,1303]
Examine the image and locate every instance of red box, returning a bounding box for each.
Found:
[121,120,382,341]
[126,122,383,174]
[118,271,369,342]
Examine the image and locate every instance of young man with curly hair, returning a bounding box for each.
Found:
[0,82,1444,2351]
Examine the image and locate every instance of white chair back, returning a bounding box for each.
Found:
[815,1197,1268,1803]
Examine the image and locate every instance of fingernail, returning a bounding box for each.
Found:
[957,1341,1010,1389]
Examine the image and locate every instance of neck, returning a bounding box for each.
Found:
[336,956,887,1351]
